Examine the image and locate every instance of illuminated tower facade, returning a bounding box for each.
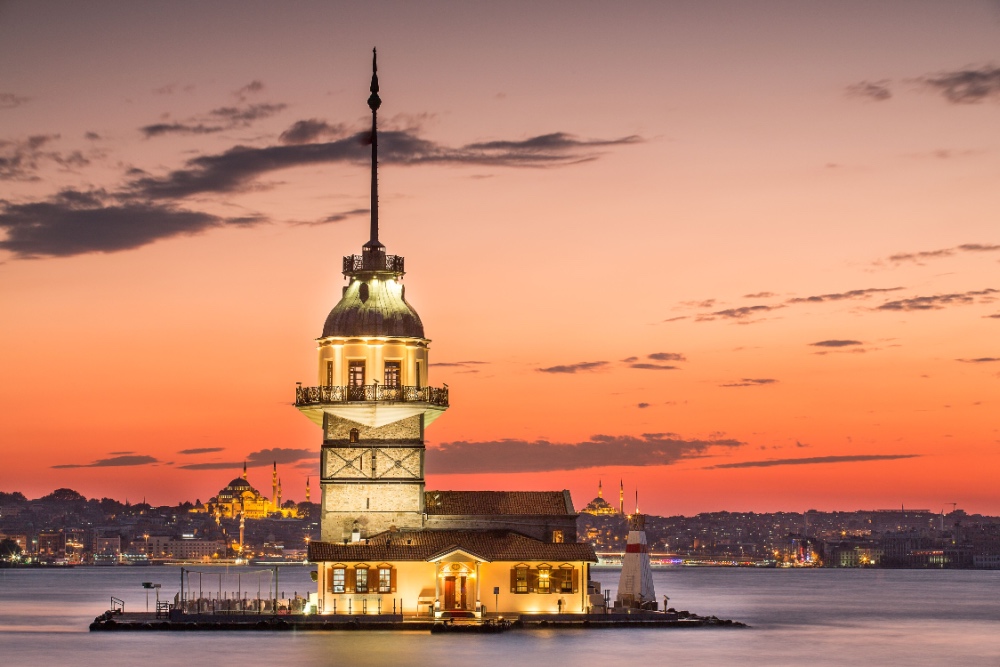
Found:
[295,50,449,541]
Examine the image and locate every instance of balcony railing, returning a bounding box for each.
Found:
[295,383,448,407]
[343,253,405,274]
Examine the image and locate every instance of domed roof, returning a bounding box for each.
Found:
[322,277,424,338]
[227,477,252,490]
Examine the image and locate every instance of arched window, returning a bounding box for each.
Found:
[349,428,359,443]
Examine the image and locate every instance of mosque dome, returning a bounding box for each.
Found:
[321,273,424,338]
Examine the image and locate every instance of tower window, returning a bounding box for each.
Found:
[415,361,422,389]
[326,361,334,387]
[358,283,370,303]
[348,361,365,386]
[384,361,401,387]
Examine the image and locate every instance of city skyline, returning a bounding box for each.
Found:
[2,1,999,514]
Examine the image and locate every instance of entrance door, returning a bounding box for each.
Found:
[444,576,456,609]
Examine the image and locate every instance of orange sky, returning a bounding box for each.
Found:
[1,1,998,515]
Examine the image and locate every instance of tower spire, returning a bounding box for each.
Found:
[366,47,383,251]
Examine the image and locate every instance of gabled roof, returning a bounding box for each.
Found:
[424,490,575,516]
[308,529,596,563]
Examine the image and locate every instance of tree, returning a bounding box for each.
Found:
[39,488,86,503]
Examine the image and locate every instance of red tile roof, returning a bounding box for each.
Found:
[308,529,596,563]
[424,490,574,516]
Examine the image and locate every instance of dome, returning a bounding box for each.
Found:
[226,477,251,490]
[322,277,424,338]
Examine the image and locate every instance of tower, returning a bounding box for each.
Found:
[305,477,311,503]
[272,461,279,512]
[616,512,656,609]
[619,479,624,515]
[295,49,449,541]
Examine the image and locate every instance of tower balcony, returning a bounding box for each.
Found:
[343,253,405,275]
[295,382,449,429]
[295,383,448,408]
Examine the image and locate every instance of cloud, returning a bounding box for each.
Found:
[810,340,863,347]
[743,292,775,299]
[131,129,641,200]
[297,208,369,226]
[52,455,159,469]
[176,447,315,471]
[637,403,650,409]
[698,304,783,321]
[721,378,778,387]
[846,80,893,101]
[426,433,745,474]
[0,134,89,181]
[882,243,1000,264]
[234,80,264,101]
[788,287,903,303]
[706,454,919,469]
[987,313,1000,319]
[957,357,1000,363]
[84,132,101,141]
[629,363,679,371]
[431,360,489,367]
[877,289,998,311]
[140,103,287,138]
[0,93,30,109]
[537,361,608,374]
[179,447,226,455]
[279,119,347,145]
[648,352,686,362]
[919,65,1000,104]
[0,189,260,258]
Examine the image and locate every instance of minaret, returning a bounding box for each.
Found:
[242,461,248,481]
[295,49,449,541]
[305,477,311,503]
[272,461,279,512]
[619,479,624,515]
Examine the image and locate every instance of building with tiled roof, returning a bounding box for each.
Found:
[297,52,596,618]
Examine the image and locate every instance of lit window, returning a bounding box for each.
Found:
[332,567,345,593]
[384,361,401,388]
[378,567,392,593]
[348,361,365,386]
[356,567,368,593]
[538,567,551,593]
[560,567,574,593]
[552,530,564,543]
[515,567,528,593]
[350,428,360,443]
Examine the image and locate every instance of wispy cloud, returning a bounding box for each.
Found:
[919,65,1000,104]
[432,360,490,368]
[426,433,745,474]
[877,289,998,311]
[788,287,903,304]
[140,103,288,138]
[0,93,31,110]
[721,378,778,388]
[648,352,686,362]
[52,455,159,469]
[881,243,1000,265]
[296,208,369,226]
[810,340,863,348]
[957,357,1000,363]
[178,447,226,455]
[176,447,315,471]
[743,292,775,299]
[846,80,892,102]
[537,361,609,374]
[706,454,919,469]
[637,403,650,409]
[698,304,784,321]
[0,134,90,181]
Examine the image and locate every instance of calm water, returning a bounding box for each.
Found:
[1,565,998,666]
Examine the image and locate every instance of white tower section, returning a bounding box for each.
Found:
[616,513,656,608]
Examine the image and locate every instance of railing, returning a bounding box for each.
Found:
[343,253,405,274]
[295,383,448,407]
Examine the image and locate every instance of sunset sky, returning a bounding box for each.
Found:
[2,1,999,515]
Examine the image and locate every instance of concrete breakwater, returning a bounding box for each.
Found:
[89,609,748,632]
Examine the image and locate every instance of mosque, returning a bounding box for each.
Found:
[201,462,302,520]
[303,51,597,617]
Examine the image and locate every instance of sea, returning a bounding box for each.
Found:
[1,565,998,666]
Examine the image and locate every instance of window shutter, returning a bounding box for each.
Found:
[345,566,355,593]
[327,567,334,593]
[390,567,397,593]
[510,567,517,593]
[572,569,579,593]
[528,568,540,593]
